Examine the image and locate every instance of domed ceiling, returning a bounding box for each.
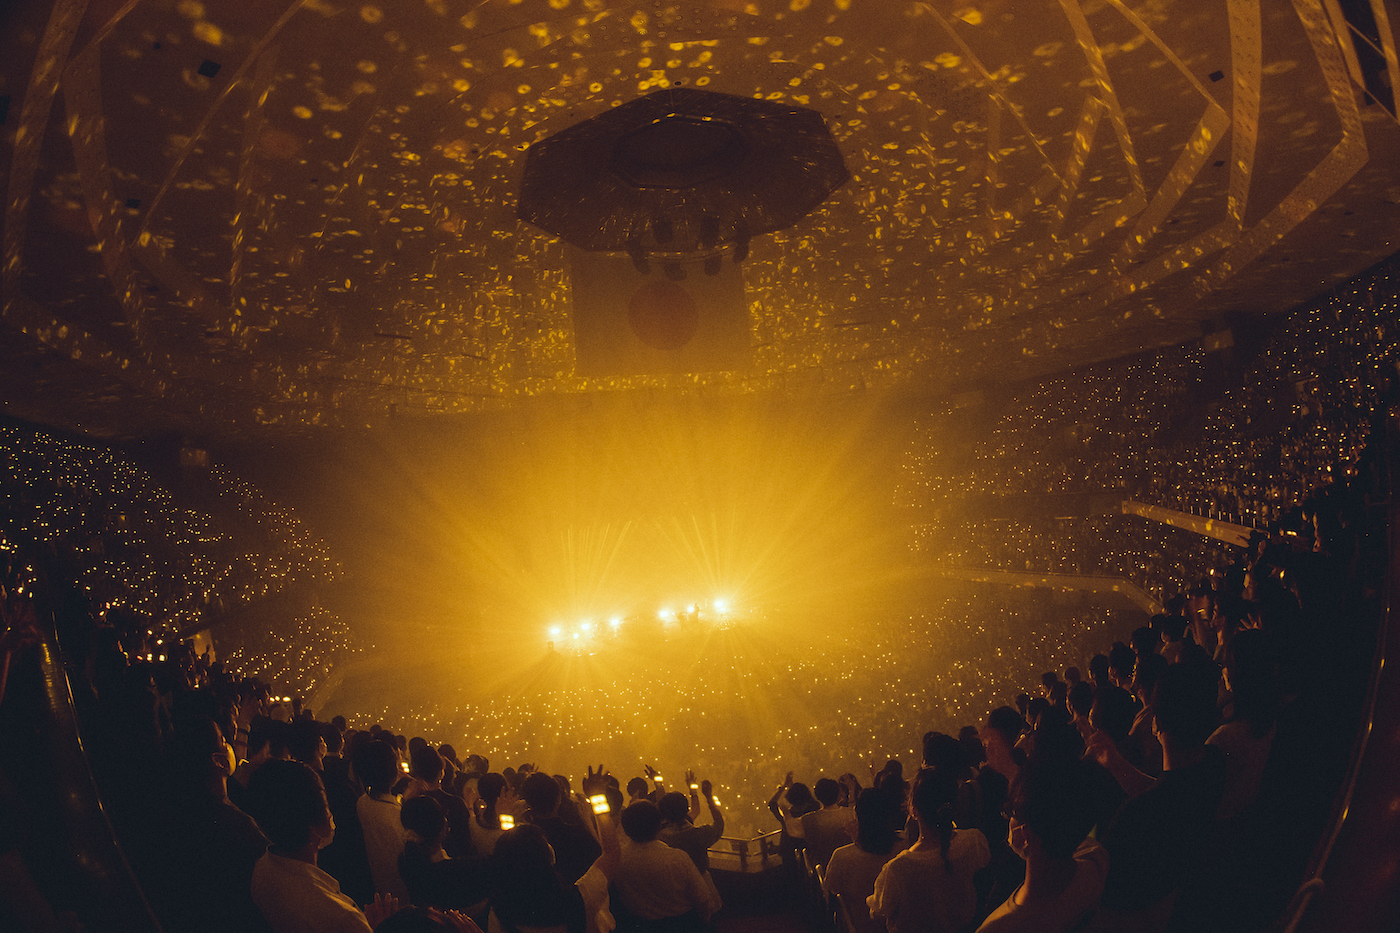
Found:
[2,0,1398,439]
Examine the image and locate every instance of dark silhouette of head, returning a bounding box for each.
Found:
[621,800,663,843]
[522,770,562,817]
[658,791,690,823]
[247,759,330,852]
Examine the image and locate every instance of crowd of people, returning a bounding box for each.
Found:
[899,254,1399,606]
[0,389,1383,933]
[764,439,1386,932]
[1,259,1395,932]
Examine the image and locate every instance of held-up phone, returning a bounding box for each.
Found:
[589,794,610,814]
[499,814,515,830]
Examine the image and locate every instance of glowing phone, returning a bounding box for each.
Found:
[499,814,515,830]
[589,794,610,814]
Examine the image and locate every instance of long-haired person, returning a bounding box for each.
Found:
[868,767,990,933]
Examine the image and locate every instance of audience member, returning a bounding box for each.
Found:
[470,773,511,858]
[799,777,850,871]
[247,759,398,932]
[1086,661,1226,932]
[824,786,902,933]
[657,778,725,884]
[612,800,720,931]
[521,770,602,885]
[356,739,412,903]
[867,767,989,933]
[977,758,1107,933]
[487,787,620,933]
[397,795,489,913]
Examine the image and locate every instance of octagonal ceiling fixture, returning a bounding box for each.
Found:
[517,88,849,257]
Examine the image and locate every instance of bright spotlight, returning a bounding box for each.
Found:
[572,632,580,640]
[580,621,592,632]
[609,617,622,628]
[686,603,696,614]
[714,598,729,613]
[659,608,671,620]
[550,626,562,638]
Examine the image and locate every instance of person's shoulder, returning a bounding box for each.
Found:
[881,846,921,871]
[973,895,1021,933]
[828,842,858,862]
[663,839,702,865]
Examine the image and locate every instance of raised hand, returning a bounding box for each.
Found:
[685,769,697,789]
[363,893,400,928]
[583,763,610,795]
[701,779,714,799]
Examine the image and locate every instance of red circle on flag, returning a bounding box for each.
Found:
[628,280,699,350]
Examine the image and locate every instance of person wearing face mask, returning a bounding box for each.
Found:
[976,758,1107,933]
[248,758,402,932]
[151,716,272,933]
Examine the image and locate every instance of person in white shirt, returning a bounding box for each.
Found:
[613,800,720,927]
[868,768,989,933]
[824,788,903,933]
[355,739,412,903]
[246,759,399,933]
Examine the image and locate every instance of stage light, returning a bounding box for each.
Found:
[550,626,562,637]
[580,621,591,632]
[687,603,696,613]
[714,598,729,613]
[609,617,622,628]
[659,608,671,620]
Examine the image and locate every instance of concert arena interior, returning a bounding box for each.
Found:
[1,1,1399,932]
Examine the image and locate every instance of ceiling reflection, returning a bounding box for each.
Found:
[2,0,1398,438]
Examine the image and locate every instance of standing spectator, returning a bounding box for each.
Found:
[980,708,1026,786]
[657,775,725,882]
[156,716,270,933]
[868,768,990,933]
[469,773,512,858]
[247,759,398,932]
[977,758,1108,933]
[768,772,819,872]
[799,777,851,872]
[356,740,411,903]
[1086,661,1226,932]
[521,771,602,885]
[825,787,902,933]
[612,800,720,930]
[397,795,488,913]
